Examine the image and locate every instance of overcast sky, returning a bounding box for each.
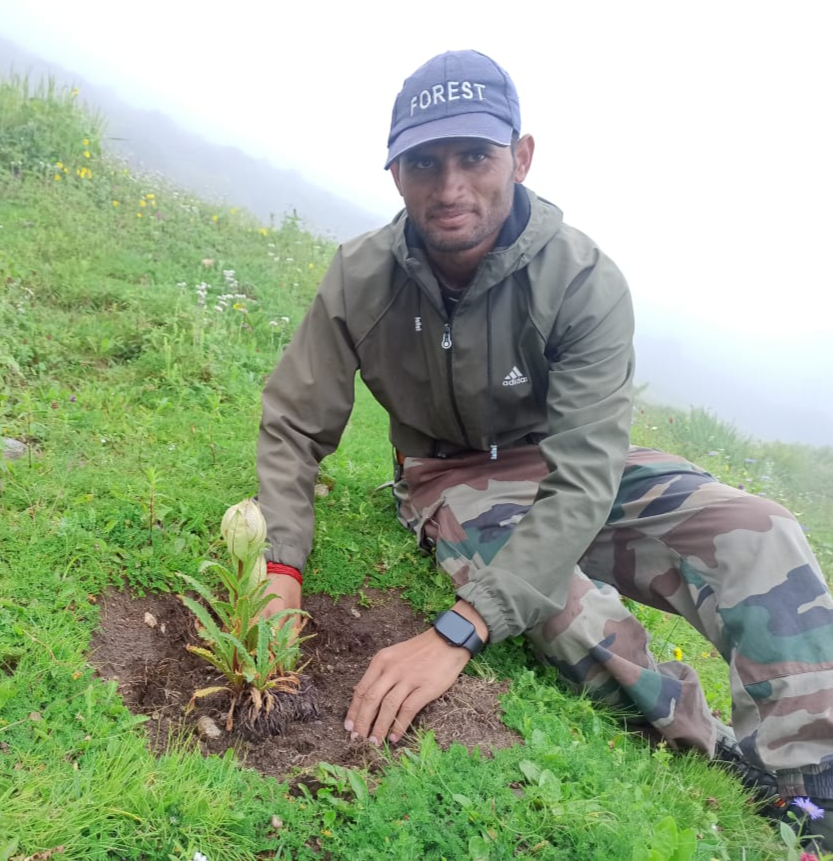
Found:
[1,0,831,434]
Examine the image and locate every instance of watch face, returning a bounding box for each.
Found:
[435,610,474,647]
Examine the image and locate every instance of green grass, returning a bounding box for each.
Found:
[2,75,827,859]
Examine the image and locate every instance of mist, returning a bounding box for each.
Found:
[1,1,831,445]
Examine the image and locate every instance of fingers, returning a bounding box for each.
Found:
[384,689,426,744]
[344,658,384,739]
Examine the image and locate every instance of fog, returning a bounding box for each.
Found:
[1,1,831,444]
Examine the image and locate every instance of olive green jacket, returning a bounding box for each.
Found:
[257,187,635,643]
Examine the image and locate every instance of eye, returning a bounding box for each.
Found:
[463,150,489,165]
[412,156,435,170]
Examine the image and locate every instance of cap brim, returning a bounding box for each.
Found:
[385,113,513,169]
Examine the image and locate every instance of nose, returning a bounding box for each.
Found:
[434,161,466,203]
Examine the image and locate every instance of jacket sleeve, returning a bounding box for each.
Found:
[257,249,359,571]
[456,252,635,643]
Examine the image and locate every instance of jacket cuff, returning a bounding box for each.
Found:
[264,539,307,572]
[455,580,511,645]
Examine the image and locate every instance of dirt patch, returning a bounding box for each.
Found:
[89,587,520,781]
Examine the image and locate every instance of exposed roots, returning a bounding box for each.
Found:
[212,675,319,738]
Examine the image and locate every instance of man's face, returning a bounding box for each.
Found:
[390,136,533,258]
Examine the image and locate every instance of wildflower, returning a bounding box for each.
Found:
[707,450,720,457]
[280,316,290,324]
[83,151,91,158]
[145,193,155,200]
[192,853,210,861]
[54,173,62,181]
[308,263,315,270]
[230,207,237,214]
[792,797,824,820]
[71,88,79,97]
[321,829,333,837]
[737,484,745,491]
[112,200,120,207]
[136,212,143,218]
[259,227,268,236]
[673,647,683,661]
[212,214,219,222]
[56,161,63,169]
[269,320,279,327]
[82,138,90,146]
[800,853,820,861]
[69,395,77,403]
[744,458,757,464]
[139,199,147,208]
[214,305,223,312]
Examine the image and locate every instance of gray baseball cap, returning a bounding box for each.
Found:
[385,50,521,169]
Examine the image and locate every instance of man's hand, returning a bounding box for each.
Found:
[344,600,488,745]
[261,573,304,637]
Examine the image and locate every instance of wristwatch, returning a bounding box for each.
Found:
[433,610,486,656]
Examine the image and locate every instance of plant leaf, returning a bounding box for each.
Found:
[180,595,224,645]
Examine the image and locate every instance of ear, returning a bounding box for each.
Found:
[390,161,404,196]
[513,134,535,183]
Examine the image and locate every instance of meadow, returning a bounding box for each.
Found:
[1,77,831,860]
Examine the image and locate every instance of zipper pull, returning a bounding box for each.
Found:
[441,324,452,350]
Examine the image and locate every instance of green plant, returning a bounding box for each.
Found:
[178,499,315,733]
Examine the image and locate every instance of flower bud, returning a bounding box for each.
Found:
[220,499,267,563]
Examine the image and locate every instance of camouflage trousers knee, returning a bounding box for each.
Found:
[393,444,833,798]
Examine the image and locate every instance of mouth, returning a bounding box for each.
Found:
[430,209,473,229]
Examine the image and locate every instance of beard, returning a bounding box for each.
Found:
[409,180,516,255]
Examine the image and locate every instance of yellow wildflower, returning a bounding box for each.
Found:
[63,167,68,174]
[145,193,155,200]
[112,200,120,207]
[673,647,683,661]
[230,207,237,214]
[54,173,62,181]
[308,263,315,270]
[136,212,143,218]
[139,199,147,208]
[211,214,219,222]
[83,138,90,146]
[56,162,63,169]
[259,227,268,236]
[71,88,79,98]
[83,151,91,158]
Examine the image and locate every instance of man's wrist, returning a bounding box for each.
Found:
[451,599,489,644]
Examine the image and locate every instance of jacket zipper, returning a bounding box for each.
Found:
[441,311,471,449]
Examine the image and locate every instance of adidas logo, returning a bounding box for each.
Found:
[502,365,529,387]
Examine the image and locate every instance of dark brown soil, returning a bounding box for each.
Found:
[89,587,520,781]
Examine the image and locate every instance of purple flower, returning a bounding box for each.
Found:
[792,797,825,820]
[69,395,77,403]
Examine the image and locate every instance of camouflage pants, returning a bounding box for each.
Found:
[394,445,833,798]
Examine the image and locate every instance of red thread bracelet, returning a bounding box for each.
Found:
[266,562,303,587]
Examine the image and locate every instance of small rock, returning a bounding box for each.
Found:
[2,438,27,461]
[349,608,361,618]
[201,258,215,267]
[143,612,157,628]
[270,815,283,830]
[159,622,167,634]
[196,716,222,739]
[313,483,330,498]
[29,711,42,722]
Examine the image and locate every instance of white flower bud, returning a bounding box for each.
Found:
[220,499,267,563]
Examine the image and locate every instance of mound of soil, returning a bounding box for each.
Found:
[89,587,520,781]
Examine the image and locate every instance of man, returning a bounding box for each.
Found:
[257,50,833,847]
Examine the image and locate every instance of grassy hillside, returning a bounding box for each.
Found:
[1,77,826,859]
